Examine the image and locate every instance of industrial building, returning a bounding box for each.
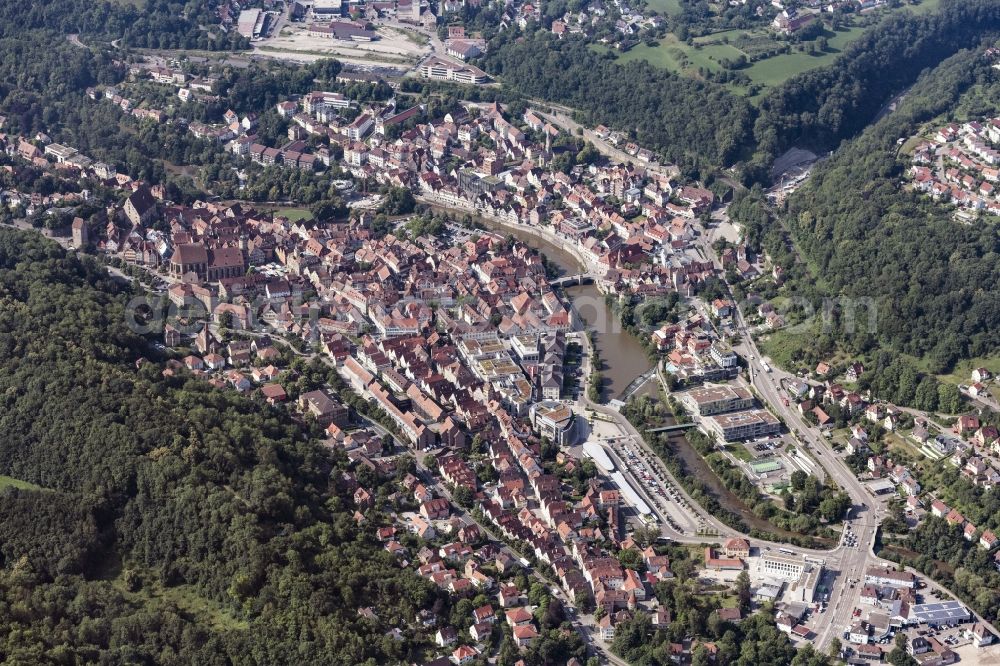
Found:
[908,601,971,627]
[237,9,263,38]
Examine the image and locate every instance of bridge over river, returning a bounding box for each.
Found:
[549,273,595,288]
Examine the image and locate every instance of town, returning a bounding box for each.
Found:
[2,35,1000,666]
[906,114,1000,223]
[900,48,1000,223]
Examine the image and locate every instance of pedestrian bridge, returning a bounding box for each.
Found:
[646,422,698,434]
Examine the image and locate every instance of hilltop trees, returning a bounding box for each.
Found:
[480,32,756,172]
[0,0,248,49]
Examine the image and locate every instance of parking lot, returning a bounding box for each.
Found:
[750,439,780,454]
[577,417,707,535]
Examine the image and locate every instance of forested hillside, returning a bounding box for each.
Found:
[734,48,1000,373]
[0,0,247,50]
[752,0,1000,168]
[482,0,1000,182]
[480,33,756,174]
[0,229,441,664]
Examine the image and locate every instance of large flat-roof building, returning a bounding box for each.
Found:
[707,409,781,442]
[237,9,262,38]
[785,563,822,604]
[761,552,808,581]
[865,566,916,589]
[44,143,78,163]
[308,20,377,41]
[530,401,574,447]
[418,57,490,85]
[312,0,344,15]
[908,601,970,627]
[761,552,823,604]
[681,384,754,416]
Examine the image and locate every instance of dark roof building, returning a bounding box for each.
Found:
[124,186,156,227]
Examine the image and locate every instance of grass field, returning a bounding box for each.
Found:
[906,0,943,15]
[644,0,683,16]
[0,475,44,492]
[719,594,741,608]
[114,573,249,632]
[274,207,312,221]
[756,328,814,371]
[610,0,944,91]
[899,134,926,155]
[727,444,754,462]
[935,354,1000,386]
[693,29,746,45]
[742,25,864,86]
[612,34,744,74]
[884,431,923,464]
[389,26,429,46]
[608,27,855,86]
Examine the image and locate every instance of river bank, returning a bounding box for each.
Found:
[470,215,656,401]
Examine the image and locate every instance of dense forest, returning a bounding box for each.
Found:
[479,32,756,174]
[0,229,446,664]
[737,47,1000,371]
[0,0,247,50]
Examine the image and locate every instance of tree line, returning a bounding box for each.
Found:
[0,0,248,50]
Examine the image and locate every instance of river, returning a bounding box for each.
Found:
[476,219,654,400]
[475,217,836,544]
